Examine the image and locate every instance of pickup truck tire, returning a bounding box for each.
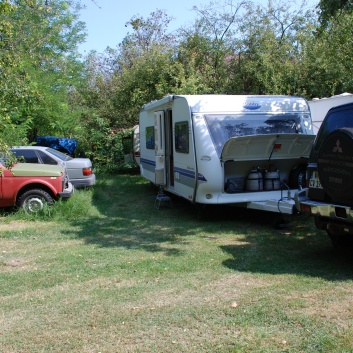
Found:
[17,189,54,213]
[318,128,353,203]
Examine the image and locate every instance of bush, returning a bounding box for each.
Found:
[75,114,136,173]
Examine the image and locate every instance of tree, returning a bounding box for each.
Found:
[303,11,353,97]
[0,0,86,148]
[317,0,353,27]
[0,0,36,153]
[225,0,317,95]
[177,0,249,93]
[77,10,185,128]
[118,9,176,68]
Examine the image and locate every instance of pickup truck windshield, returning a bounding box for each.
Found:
[204,113,308,156]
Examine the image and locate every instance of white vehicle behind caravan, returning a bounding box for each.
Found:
[124,125,140,167]
[139,95,315,215]
[309,92,353,134]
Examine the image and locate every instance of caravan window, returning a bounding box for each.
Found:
[145,126,155,150]
[204,113,308,156]
[175,121,189,153]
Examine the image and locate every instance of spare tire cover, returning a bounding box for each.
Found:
[318,128,353,201]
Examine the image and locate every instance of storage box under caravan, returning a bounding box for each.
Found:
[139,95,315,215]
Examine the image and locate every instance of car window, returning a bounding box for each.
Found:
[12,149,39,163]
[37,150,57,165]
[46,148,73,161]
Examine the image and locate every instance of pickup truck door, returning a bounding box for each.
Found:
[0,165,3,200]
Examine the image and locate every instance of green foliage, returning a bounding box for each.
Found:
[0,0,86,149]
[224,1,317,96]
[76,114,135,173]
[178,1,248,93]
[318,0,353,28]
[111,49,188,124]
[4,0,353,173]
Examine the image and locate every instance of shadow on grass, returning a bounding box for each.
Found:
[67,174,353,279]
[64,174,200,256]
[219,210,353,281]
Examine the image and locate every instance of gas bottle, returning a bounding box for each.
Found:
[246,169,263,191]
[264,170,280,190]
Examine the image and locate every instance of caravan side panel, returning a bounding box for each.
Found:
[171,97,197,201]
[139,110,156,184]
[192,114,224,204]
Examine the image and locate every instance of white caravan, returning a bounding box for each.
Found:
[139,95,315,214]
[309,93,353,134]
[123,125,140,167]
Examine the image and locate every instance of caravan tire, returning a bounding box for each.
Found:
[288,164,307,189]
[318,128,353,203]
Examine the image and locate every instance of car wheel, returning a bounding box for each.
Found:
[17,189,54,213]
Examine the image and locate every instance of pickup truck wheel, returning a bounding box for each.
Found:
[17,189,54,213]
[318,128,353,202]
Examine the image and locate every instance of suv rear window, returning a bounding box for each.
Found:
[314,104,353,152]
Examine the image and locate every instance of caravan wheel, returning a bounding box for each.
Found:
[288,164,307,189]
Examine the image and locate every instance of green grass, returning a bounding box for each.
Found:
[1,173,353,352]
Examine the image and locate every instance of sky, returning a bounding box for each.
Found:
[77,0,206,54]
[77,0,319,55]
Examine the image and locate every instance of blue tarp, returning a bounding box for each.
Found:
[36,136,78,156]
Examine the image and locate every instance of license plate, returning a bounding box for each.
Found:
[309,171,322,189]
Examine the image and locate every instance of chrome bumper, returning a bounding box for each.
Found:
[59,181,74,199]
[295,188,353,223]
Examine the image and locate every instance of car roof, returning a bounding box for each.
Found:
[12,146,48,150]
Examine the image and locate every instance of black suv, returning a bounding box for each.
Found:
[296,102,353,246]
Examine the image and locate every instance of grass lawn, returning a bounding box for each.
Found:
[1,173,353,352]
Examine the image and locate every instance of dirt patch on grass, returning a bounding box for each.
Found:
[3,258,27,267]
[289,286,353,327]
[0,221,57,233]
[0,221,30,232]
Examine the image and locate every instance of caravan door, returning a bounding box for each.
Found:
[154,111,166,185]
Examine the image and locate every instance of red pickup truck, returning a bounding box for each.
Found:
[0,162,73,213]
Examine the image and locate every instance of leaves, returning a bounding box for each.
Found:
[3,0,353,172]
[0,0,86,151]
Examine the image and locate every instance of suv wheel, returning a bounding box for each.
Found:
[318,128,353,204]
[17,189,54,213]
[327,229,353,248]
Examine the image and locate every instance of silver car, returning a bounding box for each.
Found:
[11,146,96,189]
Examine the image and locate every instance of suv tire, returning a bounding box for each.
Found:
[318,128,353,204]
